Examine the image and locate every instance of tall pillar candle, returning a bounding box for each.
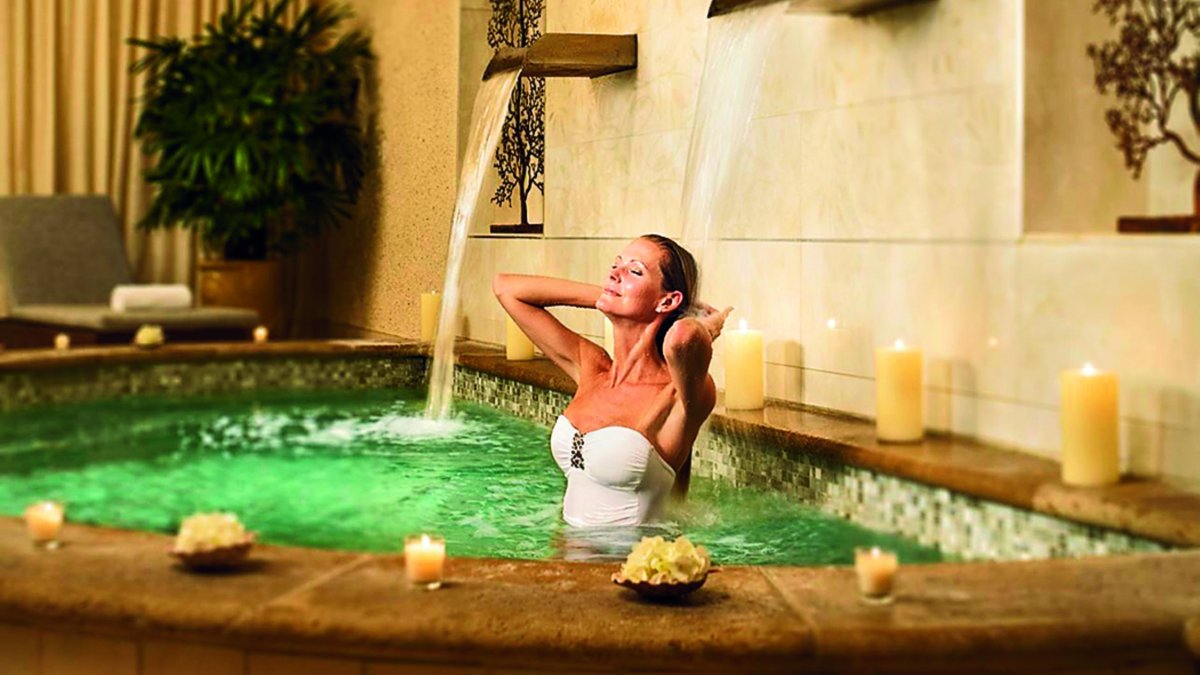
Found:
[724,320,764,410]
[1060,363,1119,486]
[420,292,441,342]
[506,315,535,361]
[874,340,923,442]
[603,317,615,357]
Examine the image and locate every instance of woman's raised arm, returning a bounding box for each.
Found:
[492,274,603,383]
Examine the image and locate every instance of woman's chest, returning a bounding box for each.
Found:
[563,382,671,435]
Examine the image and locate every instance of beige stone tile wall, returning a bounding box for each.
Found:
[454,0,1200,486]
[308,0,461,340]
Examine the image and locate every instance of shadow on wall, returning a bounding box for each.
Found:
[304,52,386,337]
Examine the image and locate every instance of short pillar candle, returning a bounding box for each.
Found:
[1060,362,1119,487]
[506,315,535,361]
[874,340,924,443]
[855,546,897,603]
[404,533,446,590]
[420,292,441,342]
[24,501,64,548]
[724,319,764,410]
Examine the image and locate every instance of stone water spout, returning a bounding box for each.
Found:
[483,33,637,81]
[708,0,933,18]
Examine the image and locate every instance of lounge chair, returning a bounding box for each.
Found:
[0,195,258,348]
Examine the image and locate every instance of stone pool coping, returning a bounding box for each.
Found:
[1,338,1198,547]
[1,519,1198,670]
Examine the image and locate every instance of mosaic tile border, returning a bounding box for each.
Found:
[451,366,1168,561]
[0,356,426,412]
[0,355,1168,560]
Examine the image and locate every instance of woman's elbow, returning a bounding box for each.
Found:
[492,273,510,299]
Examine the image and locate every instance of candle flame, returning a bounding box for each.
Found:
[893,339,906,350]
[738,319,747,331]
[1081,362,1097,375]
[869,546,881,557]
[421,533,430,545]
[826,318,838,330]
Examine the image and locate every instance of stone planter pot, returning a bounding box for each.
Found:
[196,259,284,334]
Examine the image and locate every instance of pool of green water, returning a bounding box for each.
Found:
[0,389,943,565]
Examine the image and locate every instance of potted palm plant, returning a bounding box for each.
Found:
[130,0,373,330]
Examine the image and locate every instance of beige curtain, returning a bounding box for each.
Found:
[0,0,302,284]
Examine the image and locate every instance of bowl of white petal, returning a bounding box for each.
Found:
[170,512,255,571]
[612,535,713,599]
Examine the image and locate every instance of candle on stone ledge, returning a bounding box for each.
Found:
[24,501,64,548]
[724,319,764,410]
[506,315,535,361]
[1060,362,1119,487]
[855,546,897,603]
[404,533,446,590]
[874,339,924,443]
[420,292,441,342]
[53,333,70,350]
[253,326,269,344]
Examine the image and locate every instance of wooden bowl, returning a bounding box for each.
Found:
[170,534,255,571]
[612,571,709,599]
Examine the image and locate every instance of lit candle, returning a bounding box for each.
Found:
[253,326,269,344]
[420,292,441,342]
[854,546,897,603]
[53,333,70,350]
[506,315,535,361]
[1060,362,1119,486]
[404,533,446,590]
[724,319,764,410]
[603,317,615,357]
[874,339,923,443]
[24,501,64,548]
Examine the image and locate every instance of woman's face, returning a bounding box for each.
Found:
[596,238,681,320]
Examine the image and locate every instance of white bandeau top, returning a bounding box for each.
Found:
[550,415,676,528]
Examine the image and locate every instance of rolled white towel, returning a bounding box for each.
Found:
[110,284,193,312]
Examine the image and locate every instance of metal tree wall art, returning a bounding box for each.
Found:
[488,0,545,227]
[1088,0,1200,211]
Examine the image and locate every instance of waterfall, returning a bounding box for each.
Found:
[425,66,522,420]
[679,0,787,291]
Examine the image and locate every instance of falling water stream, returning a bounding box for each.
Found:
[425,66,522,420]
[679,1,787,290]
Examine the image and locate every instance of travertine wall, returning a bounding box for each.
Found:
[310,0,460,339]
[453,0,1200,485]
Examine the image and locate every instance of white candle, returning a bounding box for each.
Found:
[724,319,764,410]
[53,333,70,350]
[420,292,441,342]
[253,326,269,344]
[1060,362,1119,487]
[506,315,535,361]
[24,501,64,547]
[874,339,924,443]
[404,533,446,589]
[855,546,897,601]
[603,317,615,357]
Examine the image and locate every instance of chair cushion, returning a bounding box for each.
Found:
[0,195,133,307]
[10,304,259,330]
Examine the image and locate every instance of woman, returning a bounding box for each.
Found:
[492,234,731,528]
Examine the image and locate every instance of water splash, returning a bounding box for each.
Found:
[679,1,787,293]
[425,66,523,420]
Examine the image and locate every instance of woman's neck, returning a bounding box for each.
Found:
[608,319,669,386]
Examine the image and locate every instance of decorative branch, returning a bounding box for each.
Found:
[1088,0,1200,178]
[487,0,545,226]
